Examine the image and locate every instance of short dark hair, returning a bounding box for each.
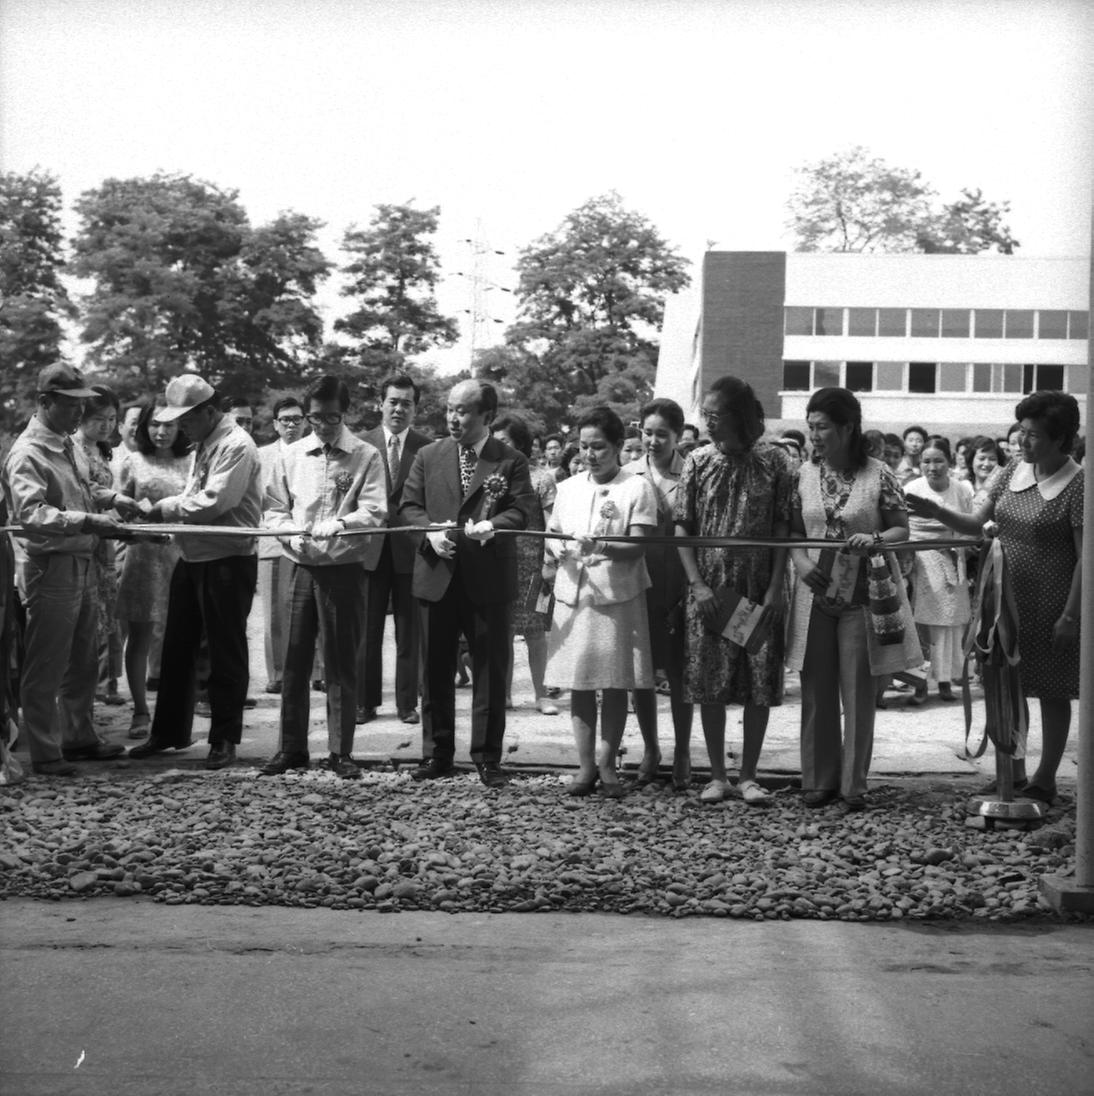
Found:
[136,402,192,457]
[545,434,563,447]
[864,429,885,457]
[681,422,699,438]
[576,405,625,447]
[222,395,253,412]
[380,372,421,404]
[493,413,532,457]
[805,387,869,469]
[964,435,1006,478]
[922,435,952,463]
[82,384,119,420]
[780,428,806,447]
[1014,391,1081,454]
[272,396,303,419]
[883,433,903,450]
[903,424,927,442]
[708,375,765,448]
[639,397,685,436]
[305,375,351,411]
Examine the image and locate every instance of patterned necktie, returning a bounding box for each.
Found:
[459,444,476,495]
[388,432,400,473]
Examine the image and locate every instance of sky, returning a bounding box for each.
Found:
[1,0,1091,374]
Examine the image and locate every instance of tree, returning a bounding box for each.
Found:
[0,169,75,427]
[335,203,459,372]
[916,187,1019,254]
[72,173,331,400]
[787,146,935,252]
[503,192,690,431]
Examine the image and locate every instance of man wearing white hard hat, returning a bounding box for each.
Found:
[129,374,261,770]
[3,364,140,775]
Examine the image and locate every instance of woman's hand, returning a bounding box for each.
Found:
[906,494,936,519]
[845,532,876,556]
[689,579,718,625]
[1052,615,1080,650]
[762,585,784,619]
[798,562,828,594]
[572,534,602,559]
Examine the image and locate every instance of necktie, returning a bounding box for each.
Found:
[388,432,400,472]
[459,444,476,495]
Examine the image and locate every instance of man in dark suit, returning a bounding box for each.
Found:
[399,379,534,787]
[357,372,431,725]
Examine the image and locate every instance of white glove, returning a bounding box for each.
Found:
[310,517,345,540]
[427,528,456,558]
[464,519,495,542]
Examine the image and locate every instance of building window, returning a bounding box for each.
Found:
[782,361,811,390]
[908,363,937,393]
[1002,363,1023,392]
[1005,311,1034,339]
[1023,364,1065,392]
[941,309,970,338]
[814,360,841,387]
[911,309,940,337]
[1069,364,1088,394]
[815,307,843,336]
[848,308,876,336]
[938,363,968,392]
[972,363,992,392]
[878,308,907,337]
[1070,311,1089,340]
[1038,310,1068,339]
[845,362,873,391]
[875,361,903,390]
[784,307,813,336]
[974,310,1004,338]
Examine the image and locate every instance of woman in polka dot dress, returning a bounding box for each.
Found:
[908,392,1083,805]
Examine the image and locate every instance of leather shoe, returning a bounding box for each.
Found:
[62,742,125,762]
[204,742,236,770]
[32,758,78,777]
[356,706,377,725]
[128,736,191,759]
[398,708,420,725]
[803,789,839,808]
[411,758,455,781]
[258,751,310,776]
[330,754,362,780]
[476,761,510,788]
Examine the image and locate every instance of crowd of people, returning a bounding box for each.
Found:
[0,361,1085,812]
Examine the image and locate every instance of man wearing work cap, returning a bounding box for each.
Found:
[129,374,261,770]
[3,364,140,775]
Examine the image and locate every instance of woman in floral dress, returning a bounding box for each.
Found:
[674,376,794,805]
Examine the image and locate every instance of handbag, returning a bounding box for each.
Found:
[866,551,905,646]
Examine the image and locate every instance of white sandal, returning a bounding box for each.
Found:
[738,779,772,806]
[699,779,730,803]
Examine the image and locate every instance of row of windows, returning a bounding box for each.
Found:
[784,307,1089,340]
[781,360,1084,396]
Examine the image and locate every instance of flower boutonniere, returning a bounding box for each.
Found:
[333,470,353,499]
[479,471,508,520]
[595,495,618,537]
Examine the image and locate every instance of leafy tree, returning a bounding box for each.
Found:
[72,173,330,401]
[0,169,75,427]
[916,187,1019,254]
[335,203,459,368]
[787,146,935,253]
[503,192,690,431]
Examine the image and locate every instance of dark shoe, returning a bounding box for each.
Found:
[804,789,838,808]
[32,758,78,777]
[908,682,928,706]
[598,780,625,799]
[411,758,455,781]
[145,676,160,690]
[258,751,310,776]
[264,682,282,695]
[243,697,257,709]
[937,682,956,702]
[1021,784,1057,805]
[398,709,420,725]
[204,742,236,770]
[566,774,599,797]
[312,679,327,693]
[97,691,126,707]
[356,706,377,725]
[842,794,867,812]
[194,700,212,719]
[128,735,192,759]
[330,754,362,780]
[476,761,510,788]
[63,742,125,762]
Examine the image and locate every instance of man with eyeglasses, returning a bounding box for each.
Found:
[256,396,306,695]
[129,375,261,770]
[3,364,140,775]
[259,375,386,779]
[358,372,431,726]
[399,379,535,787]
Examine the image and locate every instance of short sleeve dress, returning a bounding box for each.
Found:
[988,459,1084,699]
[511,464,557,636]
[904,475,973,627]
[673,441,794,706]
[114,451,190,623]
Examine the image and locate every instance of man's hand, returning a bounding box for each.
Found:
[464,519,495,543]
[112,494,141,520]
[83,513,125,537]
[142,500,166,523]
[426,523,457,559]
[310,518,345,540]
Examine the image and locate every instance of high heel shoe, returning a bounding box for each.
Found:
[635,751,662,786]
[566,773,599,797]
[671,757,691,792]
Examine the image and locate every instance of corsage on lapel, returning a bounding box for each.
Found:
[479,471,508,520]
[595,494,618,536]
[333,469,353,502]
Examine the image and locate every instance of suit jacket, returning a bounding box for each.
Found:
[362,426,431,574]
[399,435,534,604]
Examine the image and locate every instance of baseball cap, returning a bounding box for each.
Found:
[37,363,97,398]
[155,374,217,421]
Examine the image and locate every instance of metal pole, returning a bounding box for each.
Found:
[1041,208,1094,910]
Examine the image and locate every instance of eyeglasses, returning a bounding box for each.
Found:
[306,412,344,426]
[699,409,722,424]
[277,415,304,425]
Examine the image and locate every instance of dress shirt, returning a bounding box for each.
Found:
[264,426,387,566]
[256,440,287,560]
[3,416,117,559]
[158,416,261,562]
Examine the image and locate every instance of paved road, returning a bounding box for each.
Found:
[1,902,1091,1095]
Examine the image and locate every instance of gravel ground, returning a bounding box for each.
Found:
[0,767,1086,923]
